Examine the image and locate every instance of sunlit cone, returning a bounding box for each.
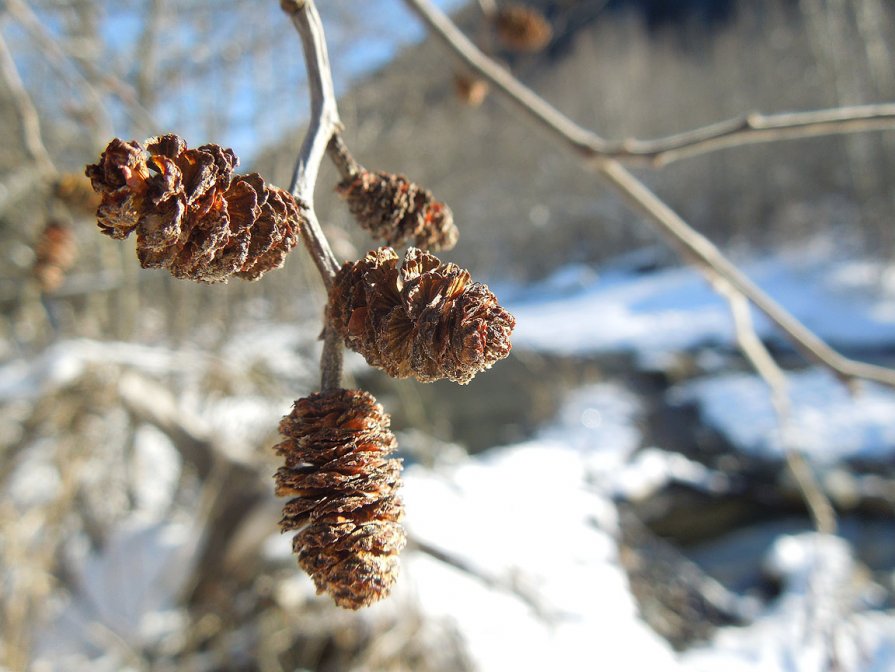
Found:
[85,134,303,283]
[32,219,77,292]
[328,247,515,385]
[337,170,458,252]
[494,4,552,53]
[454,72,490,107]
[274,389,405,610]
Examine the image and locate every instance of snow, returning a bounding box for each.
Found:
[681,534,895,672]
[397,383,678,671]
[14,370,895,671]
[131,425,183,518]
[0,339,208,402]
[675,368,895,464]
[8,239,895,670]
[506,241,895,361]
[394,384,895,671]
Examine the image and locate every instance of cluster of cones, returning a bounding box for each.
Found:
[84,114,514,609]
[85,135,302,282]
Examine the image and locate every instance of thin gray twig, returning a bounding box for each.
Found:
[0,25,55,176]
[715,278,837,535]
[403,0,895,167]
[282,0,344,388]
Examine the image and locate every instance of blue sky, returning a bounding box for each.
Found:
[8,0,469,168]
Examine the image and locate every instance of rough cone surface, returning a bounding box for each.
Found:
[337,170,458,252]
[274,389,405,609]
[85,134,302,282]
[328,247,515,385]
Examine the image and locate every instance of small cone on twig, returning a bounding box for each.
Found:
[32,219,77,292]
[328,247,515,385]
[337,170,458,252]
[454,72,490,107]
[274,389,405,609]
[53,172,101,215]
[85,134,303,283]
[494,4,552,53]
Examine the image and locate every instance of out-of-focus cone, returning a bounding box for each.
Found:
[454,72,490,107]
[53,172,100,216]
[33,219,77,292]
[494,4,553,53]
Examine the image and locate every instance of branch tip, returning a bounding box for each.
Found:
[280,0,307,15]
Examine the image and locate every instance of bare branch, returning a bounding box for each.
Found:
[402,0,608,161]
[0,26,55,177]
[597,161,895,388]
[282,0,344,389]
[402,0,895,390]
[610,105,895,167]
[4,0,154,136]
[327,132,361,181]
[402,0,895,166]
[715,278,837,535]
[476,0,498,20]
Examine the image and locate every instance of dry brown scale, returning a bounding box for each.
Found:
[328,247,515,385]
[274,389,405,610]
[85,134,303,283]
[32,219,77,292]
[337,169,459,252]
[494,4,553,53]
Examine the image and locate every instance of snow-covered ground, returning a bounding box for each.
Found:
[506,239,895,362]
[6,240,895,670]
[273,383,895,672]
[675,368,895,465]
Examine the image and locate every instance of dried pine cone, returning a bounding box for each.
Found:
[274,389,405,609]
[328,247,515,385]
[32,219,77,292]
[85,134,303,283]
[494,5,553,53]
[337,170,458,252]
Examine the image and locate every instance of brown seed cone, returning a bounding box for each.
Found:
[32,219,77,292]
[328,247,515,385]
[494,5,553,53]
[53,172,101,215]
[85,134,303,283]
[336,170,458,252]
[274,389,405,610]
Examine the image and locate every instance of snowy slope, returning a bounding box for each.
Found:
[506,241,895,360]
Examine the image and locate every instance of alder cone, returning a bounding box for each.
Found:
[85,134,302,283]
[494,5,552,53]
[337,170,458,252]
[328,247,515,385]
[53,172,101,215]
[32,219,77,292]
[274,389,405,610]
